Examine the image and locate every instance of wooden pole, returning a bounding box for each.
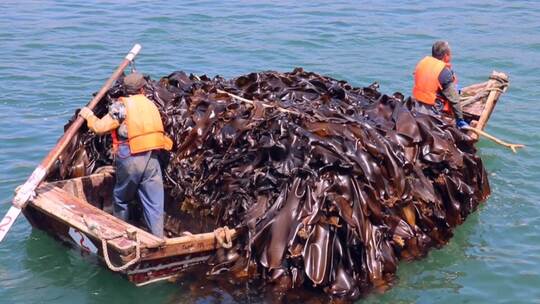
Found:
[470,72,508,140]
[216,89,302,116]
[0,44,142,243]
[464,127,524,153]
[471,89,498,139]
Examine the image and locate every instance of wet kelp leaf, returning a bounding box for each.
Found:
[55,68,490,301]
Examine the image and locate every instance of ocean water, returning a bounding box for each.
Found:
[1,1,539,303]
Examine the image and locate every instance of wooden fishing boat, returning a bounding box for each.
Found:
[19,71,509,286]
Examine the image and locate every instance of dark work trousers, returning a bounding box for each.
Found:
[414,101,442,116]
[414,100,455,124]
[113,147,164,237]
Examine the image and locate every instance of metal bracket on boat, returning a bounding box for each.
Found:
[214,226,233,249]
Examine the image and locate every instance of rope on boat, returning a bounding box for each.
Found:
[100,229,141,272]
[83,215,141,272]
[460,83,507,107]
[214,226,233,249]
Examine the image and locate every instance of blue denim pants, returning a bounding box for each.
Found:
[113,146,164,237]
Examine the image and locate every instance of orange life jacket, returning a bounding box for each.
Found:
[412,56,455,113]
[112,94,173,154]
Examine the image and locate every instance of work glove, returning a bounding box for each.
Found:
[456,118,470,129]
[79,107,94,120]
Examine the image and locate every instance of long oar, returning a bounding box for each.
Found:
[463,126,525,153]
[0,44,142,243]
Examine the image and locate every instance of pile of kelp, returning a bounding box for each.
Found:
[60,68,490,300]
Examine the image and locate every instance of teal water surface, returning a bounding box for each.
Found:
[1,1,539,303]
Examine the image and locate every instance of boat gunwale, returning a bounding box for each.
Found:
[29,173,238,260]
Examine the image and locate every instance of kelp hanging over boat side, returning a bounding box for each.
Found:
[54,68,490,300]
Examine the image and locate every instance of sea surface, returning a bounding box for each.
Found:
[1,1,539,303]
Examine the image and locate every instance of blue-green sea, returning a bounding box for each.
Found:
[1,1,539,303]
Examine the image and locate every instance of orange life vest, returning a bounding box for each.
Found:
[112,94,173,154]
[412,56,454,113]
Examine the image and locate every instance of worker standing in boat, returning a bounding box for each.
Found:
[412,40,469,129]
[79,73,172,237]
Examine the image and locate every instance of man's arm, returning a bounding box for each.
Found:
[79,107,120,135]
[439,68,463,120]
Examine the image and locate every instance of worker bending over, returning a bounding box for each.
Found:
[79,73,172,237]
[412,40,469,129]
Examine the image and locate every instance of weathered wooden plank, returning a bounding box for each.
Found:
[145,229,237,260]
[30,184,164,253]
[51,169,115,213]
